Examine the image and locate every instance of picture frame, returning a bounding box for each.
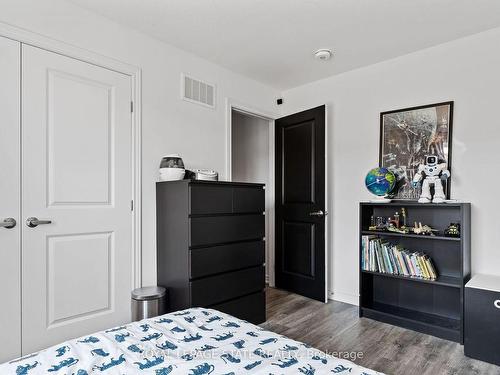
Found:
[379,101,454,200]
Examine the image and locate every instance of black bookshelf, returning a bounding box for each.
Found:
[359,202,471,344]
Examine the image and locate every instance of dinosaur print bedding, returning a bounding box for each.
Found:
[0,308,383,374]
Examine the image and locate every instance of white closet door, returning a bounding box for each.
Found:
[22,45,133,354]
[0,37,21,362]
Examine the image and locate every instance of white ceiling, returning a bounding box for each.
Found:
[67,0,500,90]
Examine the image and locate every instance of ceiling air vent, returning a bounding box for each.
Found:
[181,73,216,109]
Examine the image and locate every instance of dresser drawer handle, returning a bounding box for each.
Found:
[495,300,500,309]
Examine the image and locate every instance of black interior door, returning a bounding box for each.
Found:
[275,105,326,302]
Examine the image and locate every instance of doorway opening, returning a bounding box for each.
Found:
[226,101,328,302]
[227,105,275,286]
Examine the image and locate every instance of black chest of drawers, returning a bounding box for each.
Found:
[156,180,266,324]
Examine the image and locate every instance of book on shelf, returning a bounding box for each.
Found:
[361,236,438,280]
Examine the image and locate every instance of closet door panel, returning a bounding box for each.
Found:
[0,36,21,362]
[21,45,133,354]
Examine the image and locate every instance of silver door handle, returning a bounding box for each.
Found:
[309,210,326,217]
[494,300,500,309]
[26,217,52,228]
[0,218,16,229]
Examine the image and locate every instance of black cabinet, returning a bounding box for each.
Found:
[156,180,266,324]
[359,202,471,343]
[465,275,500,365]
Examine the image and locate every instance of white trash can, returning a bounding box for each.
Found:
[131,286,167,321]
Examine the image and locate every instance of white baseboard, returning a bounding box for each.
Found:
[328,291,359,306]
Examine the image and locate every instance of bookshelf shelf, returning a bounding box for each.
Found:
[359,202,471,344]
[361,303,461,342]
[361,230,460,242]
[361,270,462,288]
[360,201,465,207]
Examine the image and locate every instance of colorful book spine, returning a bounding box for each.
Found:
[361,237,438,280]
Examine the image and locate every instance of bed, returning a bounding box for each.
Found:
[1,308,383,374]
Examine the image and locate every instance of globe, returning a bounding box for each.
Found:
[365,167,396,197]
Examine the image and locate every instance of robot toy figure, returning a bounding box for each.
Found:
[412,155,450,203]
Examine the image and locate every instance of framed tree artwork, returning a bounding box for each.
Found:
[379,101,454,200]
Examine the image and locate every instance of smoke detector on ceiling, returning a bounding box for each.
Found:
[314,49,333,61]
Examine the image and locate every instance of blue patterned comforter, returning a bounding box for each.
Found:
[1,308,383,374]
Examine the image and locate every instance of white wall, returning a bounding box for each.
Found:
[231,111,270,279]
[0,0,280,286]
[281,27,500,305]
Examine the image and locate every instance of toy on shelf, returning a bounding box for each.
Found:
[411,222,439,236]
[369,216,385,231]
[368,208,410,233]
[393,212,400,228]
[444,223,461,238]
[387,224,410,234]
[412,155,450,204]
[401,207,407,227]
[365,167,396,202]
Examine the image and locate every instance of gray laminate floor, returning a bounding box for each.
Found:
[260,287,500,375]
